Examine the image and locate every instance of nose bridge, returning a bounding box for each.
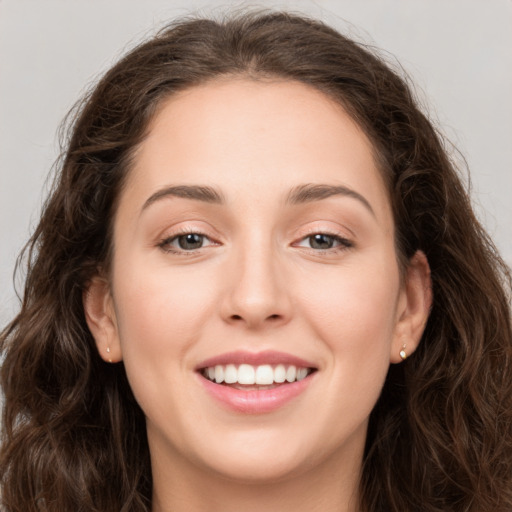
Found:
[222,229,291,327]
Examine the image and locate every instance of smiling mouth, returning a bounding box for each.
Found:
[200,363,317,390]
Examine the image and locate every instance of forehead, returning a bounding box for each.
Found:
[122,78,392,225]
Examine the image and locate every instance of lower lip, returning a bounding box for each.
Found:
[198,373,316,414]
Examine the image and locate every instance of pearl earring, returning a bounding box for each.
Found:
[399,343,407,361]
[106,346,112,363]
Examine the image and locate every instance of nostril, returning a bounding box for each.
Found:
[229,313,281,323]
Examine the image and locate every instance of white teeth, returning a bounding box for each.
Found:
[285,365,297,383]
[203,363,313,385]
[297,367,308,381]
[224,364,237,384]
[238,364,255,385]
[214,365,224,384]
[274,364,286,383]
[255,365,274,385]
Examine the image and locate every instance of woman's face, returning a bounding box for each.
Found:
[86,79,430,484]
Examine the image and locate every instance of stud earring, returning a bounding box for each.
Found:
[106,346,112,363]
[399,343,407,361]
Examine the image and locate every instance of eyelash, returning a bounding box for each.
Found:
[157,229,353,255]
[293,231,353,254]
[157,228,218,255]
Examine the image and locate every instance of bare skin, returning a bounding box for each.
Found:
[84,78,431,512]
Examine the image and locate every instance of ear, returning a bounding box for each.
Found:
[390,251,432,363]
[83,276,122,363]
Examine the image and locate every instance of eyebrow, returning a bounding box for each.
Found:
[141,185,224,212]
[286,183,375,217]
[140,182,375,217]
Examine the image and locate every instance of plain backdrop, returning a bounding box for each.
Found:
[1,0,511,326]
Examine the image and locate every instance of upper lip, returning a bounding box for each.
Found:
[195,350,318,370]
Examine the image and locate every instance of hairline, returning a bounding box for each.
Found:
[101,73,405,278]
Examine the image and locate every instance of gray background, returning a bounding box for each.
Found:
[1,0,511,326]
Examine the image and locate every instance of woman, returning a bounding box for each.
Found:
[1,11,511,512]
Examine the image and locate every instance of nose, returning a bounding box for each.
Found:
[220,242,293,330]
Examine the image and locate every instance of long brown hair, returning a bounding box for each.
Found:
[1,11,511,512]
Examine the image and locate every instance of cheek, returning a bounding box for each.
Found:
[298,254,401,393]
[109,262,224,447]
[113,256,216,346]
[110,257,219,403]
[302,259,399,340]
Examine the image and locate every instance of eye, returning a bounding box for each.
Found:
[159,232,215,253]
[296,233,352,251]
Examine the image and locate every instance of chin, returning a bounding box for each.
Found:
[203,452,313,485]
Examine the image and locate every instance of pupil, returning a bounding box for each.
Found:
[310,234,333,249]
[178,233,203,250]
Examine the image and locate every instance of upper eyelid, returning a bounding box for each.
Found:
[158,222,220,241]
[157,232,218,256]
[292,225,353,241]
[156,222,354,245]
[161,230,216,245]
[294,233,352,247]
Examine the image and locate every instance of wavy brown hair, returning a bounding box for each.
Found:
[1,11,511,512]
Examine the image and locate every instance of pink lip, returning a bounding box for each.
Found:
[195,350,318,414]
[195,350,317,370]
[197,371,317,414]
